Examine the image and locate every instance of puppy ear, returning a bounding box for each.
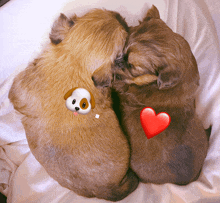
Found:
[50,13,76,44]
[64,87,78,100]
[89,92,95,109]
[143,5,160,21]
[157,66,181,90]
[92,64,112,88]
[111,11,129,32]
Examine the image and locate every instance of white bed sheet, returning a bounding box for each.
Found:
[0,0,220,202]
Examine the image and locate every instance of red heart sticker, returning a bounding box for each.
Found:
[140,107,171,139]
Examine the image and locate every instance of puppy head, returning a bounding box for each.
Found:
[64,88,95,115]
[112,5,199,95]
[50,10,129,91]
[88,10,129,88]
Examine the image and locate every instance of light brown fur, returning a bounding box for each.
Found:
[111,6,208,185]
[9,9,138,201]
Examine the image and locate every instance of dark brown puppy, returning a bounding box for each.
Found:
[9,9,138,201]
[110,6,208,185]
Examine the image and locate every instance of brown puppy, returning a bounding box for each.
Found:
[9,9,138,201]
[110,6,209,185]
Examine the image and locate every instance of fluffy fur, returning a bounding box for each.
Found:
[9,9,138,201]
[110,6,209,185]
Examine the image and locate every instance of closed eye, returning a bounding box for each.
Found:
[114,54,128,69]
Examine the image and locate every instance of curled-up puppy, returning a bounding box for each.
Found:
[111,5,208,185]
[9,9,138,201]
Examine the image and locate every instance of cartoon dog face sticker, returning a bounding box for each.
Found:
[64,88,95,115]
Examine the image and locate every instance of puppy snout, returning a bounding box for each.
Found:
[75,107,80,111]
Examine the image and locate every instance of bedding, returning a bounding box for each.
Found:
[0,0,220,202]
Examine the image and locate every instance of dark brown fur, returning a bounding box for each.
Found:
[110,5,208,185]
[9,9,138,201]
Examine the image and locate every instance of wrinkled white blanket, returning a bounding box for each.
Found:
[0,0,220,202]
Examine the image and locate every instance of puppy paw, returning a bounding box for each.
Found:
[102,168,139,202]
[167,145,194,185]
